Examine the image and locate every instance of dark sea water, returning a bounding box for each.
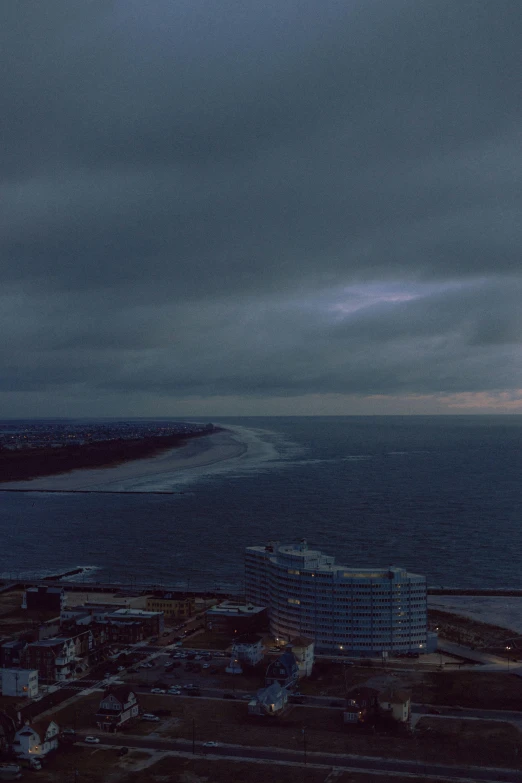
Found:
[1,416,522,589]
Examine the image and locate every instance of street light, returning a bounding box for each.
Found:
[506,646,512,672]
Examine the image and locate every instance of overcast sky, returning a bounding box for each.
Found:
[2,1,522,417]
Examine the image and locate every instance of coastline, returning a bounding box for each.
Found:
[0,428,247,492]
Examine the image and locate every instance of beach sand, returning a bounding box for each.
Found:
[0,428,247,492]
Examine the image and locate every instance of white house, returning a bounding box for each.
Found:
[290,636,314,678]
[231,634,264,667]
[0,668,38,698]
[95,688,139,732]
[378,689,411,723]
[12,721,59,760]
[248,682,288,717]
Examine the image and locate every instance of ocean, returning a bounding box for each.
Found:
[1,416,522,590]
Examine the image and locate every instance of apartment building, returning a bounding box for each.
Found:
[245,540,428,655]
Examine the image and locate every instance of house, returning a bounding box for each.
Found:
[343,687,379,725]
[290,636,314,678]
[0,668,38,698]
[146,591,195,621]
[95,688,139,732]
[23,586,65,614]
[248,682,288,717]
[12,721,59,760]
[265,646,299,689]
[22,638,76,682]
[378,689,411,723]
[231,634,264,667]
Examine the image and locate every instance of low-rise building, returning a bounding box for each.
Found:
[146,592,195,621]
[95,688,139,732]
[23,586,65,614]
[265,647,299,689]
[378,689,411,723]
[103,609,164,637]
[12,721,59,760]
[248,682,288,717]
[206,601,268,636]
[0,668,38,698]
[231,634,264,667]
[290,636,314,678]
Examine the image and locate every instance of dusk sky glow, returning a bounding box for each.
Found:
[1,1,522,416]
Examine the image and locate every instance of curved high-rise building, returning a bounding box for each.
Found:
[245,540,427,655]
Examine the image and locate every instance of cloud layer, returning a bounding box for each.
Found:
[1,1,522,414]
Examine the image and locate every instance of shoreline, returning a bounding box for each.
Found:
[0,428,223,485]
[0,427,247,492]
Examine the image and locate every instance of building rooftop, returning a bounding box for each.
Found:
[290,636,314,647]
[207,601,266,616]
[108,608,162,618]
[247,542,425,580]
[27,586,63,594]
[233,634,263,646]
[27,637,72,647]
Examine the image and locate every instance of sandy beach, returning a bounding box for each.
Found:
[0,428,247,492]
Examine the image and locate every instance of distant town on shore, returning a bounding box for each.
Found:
[0,421,218,483]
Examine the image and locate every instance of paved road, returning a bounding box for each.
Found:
[412,703,522,725]
[75,732,522,782]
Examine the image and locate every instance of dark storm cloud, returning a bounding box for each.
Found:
[1,1,522,410]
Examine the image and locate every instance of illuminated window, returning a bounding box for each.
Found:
[288,569,300,575]
[288,598,300,605]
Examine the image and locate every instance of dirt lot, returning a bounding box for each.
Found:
[83,693,521,769]
[23,746,454,783]
[411,670,522,709]
[33,744,151,783]
[130,756,447,783]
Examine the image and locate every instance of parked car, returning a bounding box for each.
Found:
[151,688,166,694]
[141,714,160,722]
[202,663,210,669]
[62,728,76,737]
[85,736,100,744]
[117,747,129,756]
[203,741,219,747]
